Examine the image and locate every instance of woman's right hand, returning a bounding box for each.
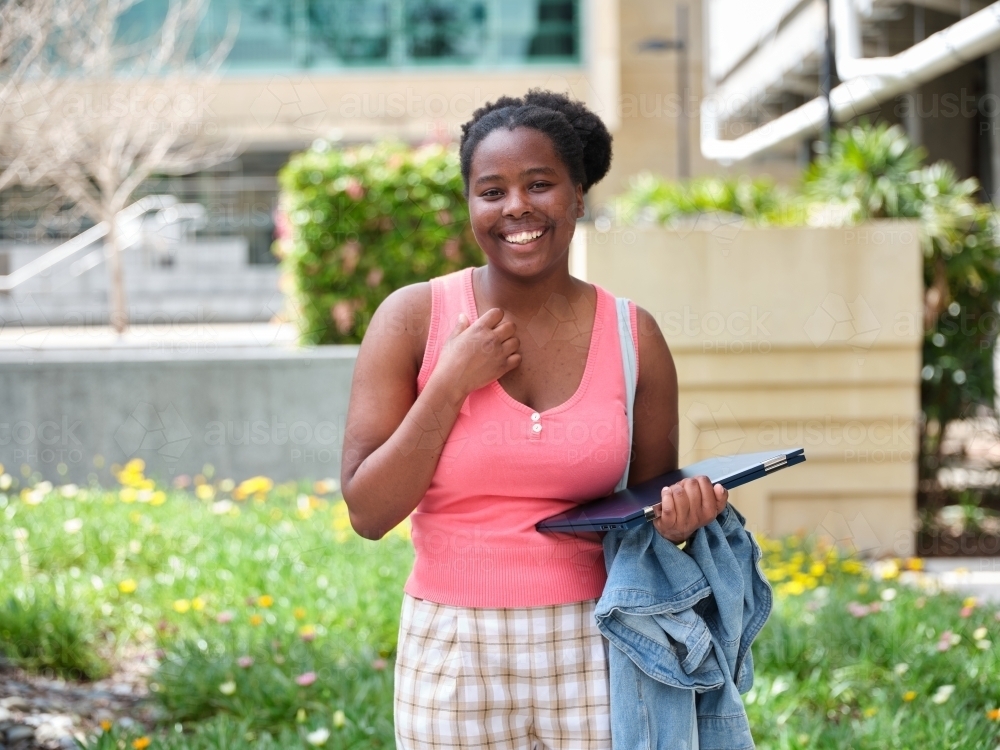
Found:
[435,307,521,397]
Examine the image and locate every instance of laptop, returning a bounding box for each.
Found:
[536,448,806,534]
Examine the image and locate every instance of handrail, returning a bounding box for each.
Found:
[0,194,179,292]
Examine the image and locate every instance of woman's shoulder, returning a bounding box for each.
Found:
[367,281,432,369]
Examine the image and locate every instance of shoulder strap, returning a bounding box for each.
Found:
[615,296,637,492]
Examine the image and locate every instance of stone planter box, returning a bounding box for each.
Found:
[572,220,923,557]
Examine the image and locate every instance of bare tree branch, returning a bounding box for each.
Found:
[0,0,241,332]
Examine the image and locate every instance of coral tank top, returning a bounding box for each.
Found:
[403,266,639,608]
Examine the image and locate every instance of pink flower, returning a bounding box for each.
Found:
[345,178,364,201]
[848,602,870,618]
[295,671,317,687]
[937,630,961,652]
[371,658,387,671]
[172,475,191,489]
[216,611,234,624]
[237,656,253,668]
[960,606,974,618]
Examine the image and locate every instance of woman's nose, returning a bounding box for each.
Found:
[502,188,532,218]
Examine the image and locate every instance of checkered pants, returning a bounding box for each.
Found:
[393,592,612,749]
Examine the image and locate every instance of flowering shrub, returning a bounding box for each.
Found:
[276,141,484,345]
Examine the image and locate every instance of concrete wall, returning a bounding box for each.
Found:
[0,347,357,487]
[574,220,924,555]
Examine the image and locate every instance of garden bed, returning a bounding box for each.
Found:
[1,463,999,749]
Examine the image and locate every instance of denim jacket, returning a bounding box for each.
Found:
[595,503,772,750]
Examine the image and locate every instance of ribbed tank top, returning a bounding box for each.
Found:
[403,266,639,608]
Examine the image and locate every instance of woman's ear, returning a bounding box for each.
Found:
[575,184,585,219]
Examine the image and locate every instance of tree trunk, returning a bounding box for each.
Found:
[106,211,129,333]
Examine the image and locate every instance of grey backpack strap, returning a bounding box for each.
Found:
[614,297,638,493]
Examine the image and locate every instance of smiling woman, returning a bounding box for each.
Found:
[340,88,727,749]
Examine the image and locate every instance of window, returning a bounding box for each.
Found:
[117,0,580,71]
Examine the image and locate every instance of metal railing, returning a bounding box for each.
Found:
[0,195,205,293]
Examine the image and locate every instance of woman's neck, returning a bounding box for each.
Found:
[473,262,589,319]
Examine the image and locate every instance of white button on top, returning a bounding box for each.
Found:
[531,422,543,433]
[530,412,541,422]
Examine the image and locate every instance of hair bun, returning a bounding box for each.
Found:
[522,88,613,191]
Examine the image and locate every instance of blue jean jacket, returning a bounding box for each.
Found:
[595,503,772,750]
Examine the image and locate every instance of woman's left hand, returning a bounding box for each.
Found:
[651,476,728,544]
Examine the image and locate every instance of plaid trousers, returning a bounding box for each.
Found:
[393,592,612,749]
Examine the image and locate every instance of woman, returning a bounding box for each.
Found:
[341,89,728,749]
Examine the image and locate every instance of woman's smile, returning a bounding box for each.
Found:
[498,225,549,248]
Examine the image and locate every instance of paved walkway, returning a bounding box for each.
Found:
[874,557,1000,603]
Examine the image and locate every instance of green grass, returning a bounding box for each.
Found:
[1,462,1000,749]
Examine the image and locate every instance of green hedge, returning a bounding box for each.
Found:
[276,141,484,345]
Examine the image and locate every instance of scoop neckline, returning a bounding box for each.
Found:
[462,266,605,417]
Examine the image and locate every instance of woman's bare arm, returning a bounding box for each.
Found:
[341,283,520,540]
[628,306,727,542]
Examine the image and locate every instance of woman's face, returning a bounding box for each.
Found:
[467,126,585,279]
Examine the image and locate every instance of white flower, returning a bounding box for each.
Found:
[59,484,79,498]
[893,663,909,676]
[211,500,234,515]
[306,728,330,746]
[0,473,12,490]
[219,681,236,695]
[63,518,83,534]
[973,627,988,640]
[976,639,991,650]
[332,710,346,728]
[880,588,897,601]
[931,685,955,704]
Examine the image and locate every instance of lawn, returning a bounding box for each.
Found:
[1,459,999,749]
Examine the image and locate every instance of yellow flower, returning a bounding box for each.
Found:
[191,597,205,611]
[863,707,877,717]
[963,596,977,609]
[173,599,191,614]
[841,560,865,575]
[333,709,346,729]
[233,476,274,501]
[987,708,1000,721]
[118,579,138,594]
[100,720,112,732]
[150,491,167,506]
[120,487,138,503]
[903,691,916,702]
[904,557,924,571]
[809,562,826,577]
[777,580,805,597]
[132,737,151,750]
[250,614,263,626]
[294,607,307,620]
[257,594,274,608]
[195,484,215,501]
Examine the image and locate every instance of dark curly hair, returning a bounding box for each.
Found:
[458,88,613,199]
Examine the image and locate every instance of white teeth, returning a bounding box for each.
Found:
[503,229,545,244]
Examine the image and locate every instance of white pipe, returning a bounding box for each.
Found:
[701,1,1000,164]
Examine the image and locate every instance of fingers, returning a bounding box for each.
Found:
[657,477,728,542]
[478,307,504,327]
[446,312,470,339]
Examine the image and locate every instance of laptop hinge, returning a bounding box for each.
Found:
[763,455,787,471]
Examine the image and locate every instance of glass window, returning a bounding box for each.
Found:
[115,0,580,71]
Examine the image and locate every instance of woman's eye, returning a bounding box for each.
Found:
[482,189,502,197]
[531,182,550,189]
